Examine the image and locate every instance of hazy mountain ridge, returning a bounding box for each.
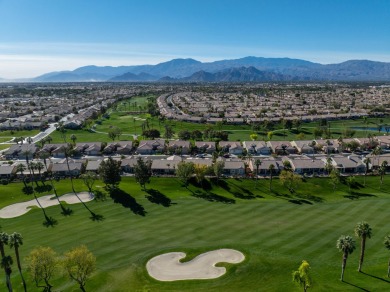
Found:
[177,66,297,82]
[109,72,158,82]
[20,57,390,82]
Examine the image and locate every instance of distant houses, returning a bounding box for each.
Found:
[4,132,390,182]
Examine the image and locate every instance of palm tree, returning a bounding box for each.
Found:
[45,135,53,144]
[255,159,261,187]
[0,232,9,258]
[15,164,27,186]
[380,160,388,189]
[0,232,12,292]
[269,164,275,192]
[70,134,77,145]
[28,162,38,186]
[1,255,13,292]
[354,222,372,272]
[363,116,368,136]
[384,235,390,278]
[363,157,371,186]
[336,235,356,281]
[35,160,44,176]
[372,146,382,169]
[39,153,72,216]
[9,233,26,291]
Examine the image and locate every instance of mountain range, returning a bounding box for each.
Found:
[5,56,390,82]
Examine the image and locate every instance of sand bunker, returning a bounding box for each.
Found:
[146,248,245,281]
[0,192,94,219]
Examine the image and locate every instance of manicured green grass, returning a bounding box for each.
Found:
[53,114,390,144]
[1,175,390,291]
[0,129,40,138]
[41,95,390,143]
[0,144,11,151]
[48,128,116,143]
[0,137,13,143]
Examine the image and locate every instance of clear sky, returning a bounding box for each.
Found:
[0,0,389,78]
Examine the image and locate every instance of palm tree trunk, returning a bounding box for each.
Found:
[387,257,390,278]
[14,247,27,292]
[341,253,348,281]
[269,175,273,192]
[0,245,10,291]
[5,273,12,292]
[358,237,366,272]
[364,172,367,186]
[44,159,70,215]
[64,154,79,200]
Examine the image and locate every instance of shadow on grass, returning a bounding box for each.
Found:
[189,177,212,190]
[361,271,390,283]
[35,184,53,194]
[226,180,264,199]
[270,191,313,205]
[273,132,284,137]
[344,192,376,200]
[90,213,105,221]
[145,189,174,207]
[110,188,146,216]
[296,193,324,203]
[210,178,231,191]
[342,281,369,291]
[271,191,293,199]
[288,199,313,205]
[42,215,58,227]
[191,190,235,204]
[231,191,264,200]
[71,190,104,222]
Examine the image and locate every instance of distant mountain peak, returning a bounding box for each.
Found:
[26,56,390,82]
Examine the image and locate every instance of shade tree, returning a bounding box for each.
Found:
[279,170,301,193]
[98,157,122,189]
[81,171,98,193]
[134,158,152,190]
[292,260,311,292]
[176,161,195,187]
[27,246,58,292]
[213,160,225,183]
[108,127,122,141]
[63,245,96,292]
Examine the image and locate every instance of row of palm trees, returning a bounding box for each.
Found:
[15,161,45,187]
[0,232,26,292]
[336,221,390,281]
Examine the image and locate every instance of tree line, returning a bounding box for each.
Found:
[293,222,390,291]
[0,230,96,292]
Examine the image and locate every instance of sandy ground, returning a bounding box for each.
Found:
[0,192,94,219]
[146,248,245,281]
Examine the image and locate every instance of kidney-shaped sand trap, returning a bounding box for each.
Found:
[0,192,94,218]
[146,248,245,281]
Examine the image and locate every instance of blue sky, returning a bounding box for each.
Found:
[0,0,389,78]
